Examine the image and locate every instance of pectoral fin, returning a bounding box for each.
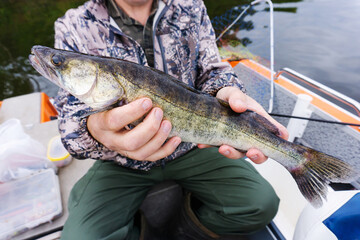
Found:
[79,99,128,119]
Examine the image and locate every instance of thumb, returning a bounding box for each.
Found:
[229,96,248,113]
[217,87,248,113]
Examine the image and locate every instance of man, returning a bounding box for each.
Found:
[54,0,288,239]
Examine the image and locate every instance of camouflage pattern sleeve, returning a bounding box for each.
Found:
[54,18,119,161]
[195,0,246,96]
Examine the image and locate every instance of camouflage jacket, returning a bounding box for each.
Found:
[54,0,245,170]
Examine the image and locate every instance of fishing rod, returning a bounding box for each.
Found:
[214,2,360,129]
[269,113,360,127]
[215,0,275,114]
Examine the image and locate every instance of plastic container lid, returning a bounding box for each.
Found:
[47,135,70,162]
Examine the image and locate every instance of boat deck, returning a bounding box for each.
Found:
[1,60,359,239]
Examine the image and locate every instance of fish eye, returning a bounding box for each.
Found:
[51,54,63,66]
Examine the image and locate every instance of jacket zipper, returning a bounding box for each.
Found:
[153,1,170,74]
[108,17,145,65]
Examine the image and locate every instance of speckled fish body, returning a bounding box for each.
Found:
[29,46,358,207]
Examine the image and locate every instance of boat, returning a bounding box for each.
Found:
[1,0,359,239]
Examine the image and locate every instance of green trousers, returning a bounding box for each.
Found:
[60,148,279,240]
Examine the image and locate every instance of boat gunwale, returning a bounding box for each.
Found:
[226,58,360,133]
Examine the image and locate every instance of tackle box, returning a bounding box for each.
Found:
[0,169,62,239]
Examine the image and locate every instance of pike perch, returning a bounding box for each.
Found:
[29,45,358,207]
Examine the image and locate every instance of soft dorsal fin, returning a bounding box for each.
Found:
[215,100,280,136]
[171,79,210,96]
[247,110,281,136]
[217,98,231,108]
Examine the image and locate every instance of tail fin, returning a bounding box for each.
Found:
[290,147,359,208]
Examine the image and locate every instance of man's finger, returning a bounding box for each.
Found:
[146,137,182,161]
[116,107,164,151]
[228,95,248,113]
[197,144,212,149]
[218,145,246,159]
[103,98,153,131]
[217,87,248,113]
[127,120,172,159]
[246,148,268,164]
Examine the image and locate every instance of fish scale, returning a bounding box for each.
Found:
[29,45,359,207]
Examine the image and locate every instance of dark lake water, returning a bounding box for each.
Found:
[1,0,359,104]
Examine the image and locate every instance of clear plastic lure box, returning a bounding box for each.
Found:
[0,169,62,239]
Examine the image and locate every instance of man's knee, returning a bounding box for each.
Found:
[236,190,279,233]
[236,181,279,233]
[198,183,279,234]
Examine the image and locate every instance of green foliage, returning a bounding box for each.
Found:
[204,0,300,19]
[0,0,85,99]
[0,0,86,63]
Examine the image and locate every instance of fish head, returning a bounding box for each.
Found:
[29,45,125,110]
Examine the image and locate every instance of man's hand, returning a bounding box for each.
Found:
[87,98,181,162]
[198,87,289,164]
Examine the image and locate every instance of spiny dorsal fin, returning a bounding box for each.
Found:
[149,67,211,96]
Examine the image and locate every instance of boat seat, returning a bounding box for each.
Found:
[139,180,183,239]
[138,181,281,240]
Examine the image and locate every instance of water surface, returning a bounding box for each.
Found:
[0,0,359,104]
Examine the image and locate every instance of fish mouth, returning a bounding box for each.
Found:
[29,46,61,87]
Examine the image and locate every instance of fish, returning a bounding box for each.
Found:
[29,45,358,207]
